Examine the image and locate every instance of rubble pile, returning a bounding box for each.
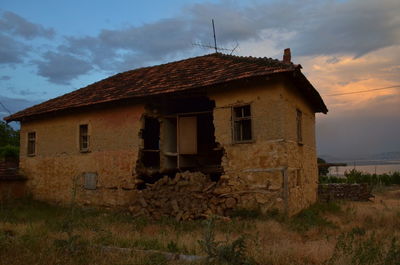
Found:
[318,183,373,202]
[129,171,240,220]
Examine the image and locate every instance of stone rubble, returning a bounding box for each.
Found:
[318,183,373,202]
[128,170,287,220]
[129,171,241,220]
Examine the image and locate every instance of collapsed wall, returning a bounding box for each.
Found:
[129,171,283,220]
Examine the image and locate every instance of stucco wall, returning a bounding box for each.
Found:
[19,104,144,206]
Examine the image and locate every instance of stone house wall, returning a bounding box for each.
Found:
[19,104,144,206]
[208,78,318,215]
[18,78,318,215]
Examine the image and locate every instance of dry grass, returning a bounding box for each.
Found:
[1,186,400,265]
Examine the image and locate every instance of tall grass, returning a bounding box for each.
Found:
[1,186,400,265]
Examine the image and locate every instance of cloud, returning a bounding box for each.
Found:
[0,11,54,39]
[308,46,400,157]
[34,52,93,84]
[31,0,398,84]
[0,95,42,122]
[289,0,400,57]
[298,45,400,103]
[316,92,400,157]
[0,10,55,66]
[0,33,30,64]
[2,1,399,84]
[0,75,11,81]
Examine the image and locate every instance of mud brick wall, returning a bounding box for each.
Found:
[318,183,373,202]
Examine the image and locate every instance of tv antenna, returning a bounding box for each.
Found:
[193,19,239,54]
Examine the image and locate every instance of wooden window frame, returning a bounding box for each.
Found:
[232,104,253,144]
[27,131,36,156]
[79,124,90,153]
[296,109,303,145]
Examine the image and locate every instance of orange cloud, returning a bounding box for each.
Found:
[298,45,400,115]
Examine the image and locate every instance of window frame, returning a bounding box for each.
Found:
[27,131,36,156]
[231,104,254,144]
[79,124,90,153]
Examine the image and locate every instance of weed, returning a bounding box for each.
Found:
[167,240,179,253]
[142,253,168,265]
[350,226,366,236]
[384,237,400,265]
[198,218,256,265]
[53,234,88,254]
[94,229,114,246]
[132,216,150,231]
[229,208,263,219]
[290,202,340,232]
[53,174,87,255]
[132,238,164,250]
[326,231,400,265]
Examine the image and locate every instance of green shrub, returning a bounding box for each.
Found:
[198,218,256,265]
[0,144,19,159]
[320,169,400,186]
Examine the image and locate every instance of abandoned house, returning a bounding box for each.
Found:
[4,49,328,217]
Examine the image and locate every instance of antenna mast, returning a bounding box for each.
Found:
[212,19,218,53]
[192,19,239,54]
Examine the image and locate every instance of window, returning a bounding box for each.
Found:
[27,132,36,156]
[232,105,252,142]
[79,124,89,152]
[83,172,97,190]
[296,109,303,144]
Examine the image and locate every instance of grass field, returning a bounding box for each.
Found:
[1,186,400,265]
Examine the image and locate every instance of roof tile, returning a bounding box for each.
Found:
[4,53,326,121]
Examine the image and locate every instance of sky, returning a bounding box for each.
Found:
[0,0,399,158]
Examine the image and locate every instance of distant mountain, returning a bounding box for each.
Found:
[367,152,400,160]
[319,151,400,165]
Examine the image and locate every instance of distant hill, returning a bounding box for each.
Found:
[319,151,400,165]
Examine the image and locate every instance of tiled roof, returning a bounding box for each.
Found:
[4,53,327,122]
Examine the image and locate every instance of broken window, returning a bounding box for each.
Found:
[79,124,89,152]
[233,105,252,142]
[136,97,223,181]
[27,132,36,156]
[141,117,160,168]
[296,109,302,144]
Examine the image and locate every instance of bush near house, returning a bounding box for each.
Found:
[319,169,400,186]
[0,121,19,159]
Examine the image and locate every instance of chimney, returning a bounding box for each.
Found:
[283,48,291,63]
